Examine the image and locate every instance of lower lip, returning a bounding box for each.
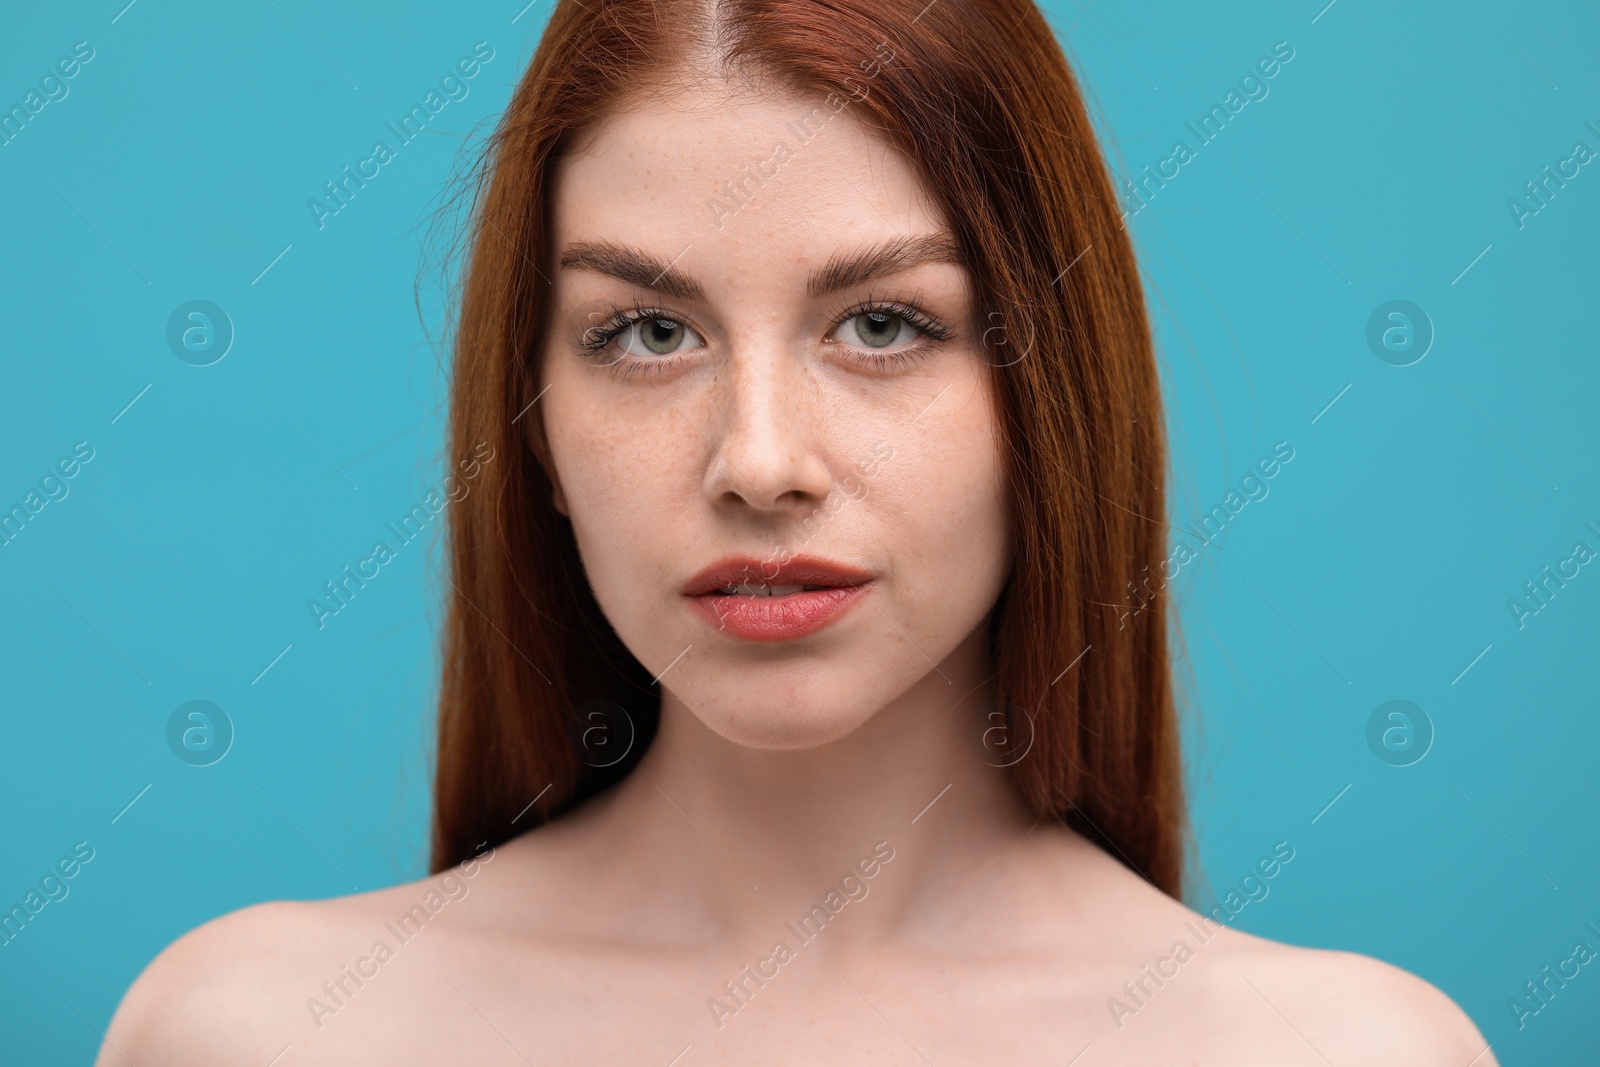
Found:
[685,583,872,642]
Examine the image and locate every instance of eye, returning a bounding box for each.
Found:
[823,298,956,371]
[613,315,704,358]
[832,309,919,349]
[579,305,707,372]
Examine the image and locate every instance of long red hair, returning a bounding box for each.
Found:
[432,0,1186,899]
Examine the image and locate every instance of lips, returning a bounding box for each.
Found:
[682,554,874,641]
[681,555,873,597]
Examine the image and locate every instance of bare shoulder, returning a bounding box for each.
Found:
[1209,927,1498,1066]
[96,866,490,1067]
[99,896,339,1066]
[1035,834,1495,1065]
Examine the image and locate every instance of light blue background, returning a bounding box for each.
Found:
[1,1,1595,1062]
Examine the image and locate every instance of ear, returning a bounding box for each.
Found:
[529,441,569,517]
[519,392,569,518]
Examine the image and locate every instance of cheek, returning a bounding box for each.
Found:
[543,385,693,606]
[872,377,1010,612]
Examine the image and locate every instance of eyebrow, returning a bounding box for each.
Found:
[558,232,965,303]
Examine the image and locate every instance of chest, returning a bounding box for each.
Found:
[276,935,1295,1065]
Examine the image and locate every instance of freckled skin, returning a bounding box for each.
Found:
[539,82,1010,749]
[98,79,1497,1067]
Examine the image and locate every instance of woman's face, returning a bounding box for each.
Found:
[539,79,1012,749]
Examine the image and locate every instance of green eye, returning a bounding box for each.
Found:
[849,310,909,348]
[624,317,689,356]
[630,319,688,356]
[838,308,915,350]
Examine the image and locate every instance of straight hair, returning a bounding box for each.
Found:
[432,0,1186,900]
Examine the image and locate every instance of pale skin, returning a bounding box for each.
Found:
[99,77,1498,1066]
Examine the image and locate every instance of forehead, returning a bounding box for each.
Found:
[548,83,949,281]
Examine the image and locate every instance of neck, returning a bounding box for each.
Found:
[585,626,1038,947]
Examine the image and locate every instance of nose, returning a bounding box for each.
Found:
[702,337,835,517]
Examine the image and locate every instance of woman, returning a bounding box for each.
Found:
[101,0,1496,1062]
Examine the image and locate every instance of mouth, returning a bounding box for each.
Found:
[682,555,874,641]
[704,582,838,597]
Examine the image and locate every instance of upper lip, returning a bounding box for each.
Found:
[681,554,874,596]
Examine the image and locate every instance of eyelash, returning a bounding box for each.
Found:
[576,294,957,381]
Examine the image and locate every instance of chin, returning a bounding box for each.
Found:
[667,662,895,751]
